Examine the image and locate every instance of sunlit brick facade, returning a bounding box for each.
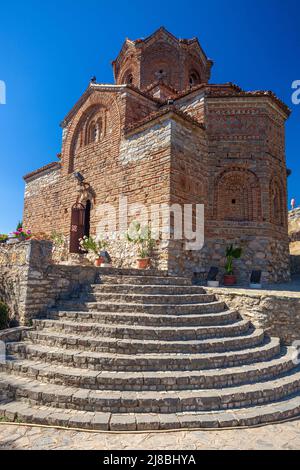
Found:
[23,27,291,282]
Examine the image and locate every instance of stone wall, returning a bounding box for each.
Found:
[169,236,291,284]
[0,243,30,325]
[0,240,177,326]
[206,286,300,345]
[0,241,99,326]
[289,209,300,274]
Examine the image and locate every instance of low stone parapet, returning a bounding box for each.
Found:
[0,240,182,326]
[0,327,31,343]
[206,286,300,345]
[0,241,99,325]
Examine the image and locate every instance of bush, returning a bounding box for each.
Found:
[0,302,9,330]
[0,234,8,243]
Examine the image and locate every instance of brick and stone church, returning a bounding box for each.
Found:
[23,27,291,283]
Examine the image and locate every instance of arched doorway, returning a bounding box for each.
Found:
[69,202,87,254]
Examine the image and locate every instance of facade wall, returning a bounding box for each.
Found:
[205,97,289,283]
[24,94,173,270]
[23,91,291,282]
[169,94,290,283]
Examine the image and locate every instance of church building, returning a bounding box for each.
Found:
[23,27,291,283]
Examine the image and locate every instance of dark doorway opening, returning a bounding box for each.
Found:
[84,200,91,238]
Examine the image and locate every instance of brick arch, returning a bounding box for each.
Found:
[184,54,205,87]
[119,68,134,85]
[116,52,140,87]
[214,168,262,222]
[68,105,106,173]
[269,175,285,226]
[63,93,121,174]
[188,68,202,86]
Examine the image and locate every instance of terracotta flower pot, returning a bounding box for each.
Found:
[223,274,236,286]
[94,256,105,267]
[137,258,150,269]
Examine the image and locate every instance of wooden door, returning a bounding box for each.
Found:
[69,203,85,253]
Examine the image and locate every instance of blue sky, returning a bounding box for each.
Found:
[0,0,299,234]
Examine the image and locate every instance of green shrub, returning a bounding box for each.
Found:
[0,302,9,330]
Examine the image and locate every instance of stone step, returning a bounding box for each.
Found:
[83,292,216,305]
[2,348,296,391]
[98,275,192,286]
[0,400,111,430]
[1,369,300,413]
[48,309,240,327]
[22,327,264,354]
[88,284,205,295]
[32,318,250,341]
[1,395,300,430]
[56,300,226,315]
[82,292,216,305]
[6,337,281,371]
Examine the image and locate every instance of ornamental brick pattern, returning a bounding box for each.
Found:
[23,27,291,283]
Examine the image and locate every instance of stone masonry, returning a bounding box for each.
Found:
[22,27,291,283]
[289,208,300,274]
[0,241,98,325]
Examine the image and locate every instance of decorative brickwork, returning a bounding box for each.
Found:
[23,28,291,283]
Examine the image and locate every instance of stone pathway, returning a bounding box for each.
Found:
[1,420,300,450]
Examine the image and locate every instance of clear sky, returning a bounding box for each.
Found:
[0,0,299,234]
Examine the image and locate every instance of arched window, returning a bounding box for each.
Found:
[189,70,201,86]
[126,74,133,84]
[69,106,107,173]
[87,121,97,144]
[86,117,102,145]
[122,70,134,85]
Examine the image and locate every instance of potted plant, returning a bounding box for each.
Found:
[224,245,242,286]
[126,221,155,269]
[79,235,109,267]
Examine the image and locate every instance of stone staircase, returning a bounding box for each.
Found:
[1,271,300,431]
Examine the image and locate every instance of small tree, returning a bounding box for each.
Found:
[126,221,155,259]
[79,235,108,259]
[225,245,242,275]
